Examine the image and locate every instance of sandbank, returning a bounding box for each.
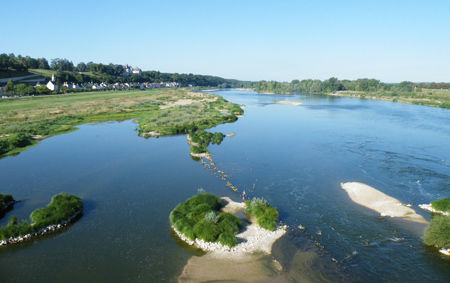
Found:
[340,182,427,224]
[274,100,303,106]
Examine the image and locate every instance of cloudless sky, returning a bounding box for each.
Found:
[2,0,449,82]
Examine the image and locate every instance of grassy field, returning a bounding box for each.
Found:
[0,88,243,157]
[329,89,450,108]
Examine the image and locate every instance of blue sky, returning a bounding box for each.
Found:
[2,0,449,82]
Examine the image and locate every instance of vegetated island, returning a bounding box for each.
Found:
[421,198,450,256]
[0,88,243,157]
[170,192,286,257]
[0,193,16,218]
[0,193,83,246]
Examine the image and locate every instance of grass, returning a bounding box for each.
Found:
[0,194,15,217]
[169,192,242,247]
[0,193,83,241]
[245,197,279,231]
[424,215,450,249]
[331,89,450,109]
[431,198,450,213]
[0,88,243,157]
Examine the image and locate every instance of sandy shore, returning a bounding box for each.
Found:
[274,100,303,106]
[340,182,428,224]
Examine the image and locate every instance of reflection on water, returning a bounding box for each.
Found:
[0,90,449,282]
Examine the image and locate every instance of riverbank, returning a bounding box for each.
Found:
[0,88,243,157]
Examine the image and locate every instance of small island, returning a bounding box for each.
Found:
[422,198,450,256]
[0,193,83,246]
[188,130,225,159]
[170,192,286,256]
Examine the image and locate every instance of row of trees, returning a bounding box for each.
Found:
[0,53,49,72]
[254,78,429,94]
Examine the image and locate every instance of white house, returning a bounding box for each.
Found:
[46,74,58,91]
[132,67,142,74]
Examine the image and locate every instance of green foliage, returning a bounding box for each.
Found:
[424,215,450,249]
[170,192,242,246]
[0,193,82,241]
[431,198,450,213]
[245,197,280,231]
[218,232,238,247]
[30,193,83,228]
[0,194,15,217]
[188,130,225,155]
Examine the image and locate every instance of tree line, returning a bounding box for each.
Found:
[254,78,449,94]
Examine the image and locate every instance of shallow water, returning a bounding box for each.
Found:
[0,90,449,282]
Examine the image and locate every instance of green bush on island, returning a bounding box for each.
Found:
[245,197,279,231]
[170,192,242,247]
[0,194,15,217]
[431,198,450,213]
[424,215,450,249]
[0,193,83,241]
[188,130,225,155]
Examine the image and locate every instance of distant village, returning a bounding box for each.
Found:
[0,64,181,97]
[43,65,180,92]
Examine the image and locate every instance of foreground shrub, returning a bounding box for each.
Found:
[245,197,279,231]
[424,215,450,249]
[431,198,450,213]
[170,192,241,246]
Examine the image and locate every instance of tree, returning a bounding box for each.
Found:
[5,80,14,94]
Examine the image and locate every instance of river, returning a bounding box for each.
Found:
[0,89,449,282]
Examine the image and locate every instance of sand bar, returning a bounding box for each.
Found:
[340,182,427,224]
[275,100,303,106]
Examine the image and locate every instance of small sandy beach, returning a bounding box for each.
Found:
[340,182,427,224]
[274,100,303,106]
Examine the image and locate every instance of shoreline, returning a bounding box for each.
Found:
[0,210,82,247]
[418,203,449,216]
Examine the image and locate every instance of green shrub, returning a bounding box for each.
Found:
[170,192,241,246]
[424,215,450,249]
[193,219,221,242]
[30,193,83,228]
[245,197,279,231]
[219,232,238,247]
[0,194,15,217]
[431,198,450,213]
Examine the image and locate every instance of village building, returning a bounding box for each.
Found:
[46,73,58,91]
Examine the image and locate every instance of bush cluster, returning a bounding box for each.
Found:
[245,197,279,231]
[188,130,225,154]
[424,215,450,249]
[0,194,15,216]
[0,133,33,155]
[431,198,450,213]
[0,193,83,240]
[170,192,242,247]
